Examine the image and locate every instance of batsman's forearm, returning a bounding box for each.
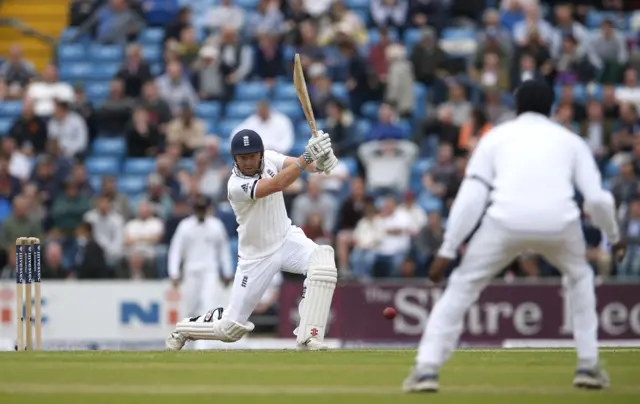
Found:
[274,156,309,190]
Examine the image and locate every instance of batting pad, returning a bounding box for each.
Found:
[296,246,337,344]
[176,317,254,342]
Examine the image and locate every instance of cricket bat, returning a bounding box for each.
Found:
[293,53,318,137]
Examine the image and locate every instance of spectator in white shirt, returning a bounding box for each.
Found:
[376,196,413,277]
[124,199,164,265]
[350,199,385,280]
[47,99,88,158]
[231,100,294,154]
[397,191,427,235]
[615,68,640,112]
[205,0,245,33]
[2,137,30,182]
[84,195,125,267]
[513,4,555,46]
[26,64,75,117]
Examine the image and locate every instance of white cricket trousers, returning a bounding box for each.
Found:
[225,227,318,326]
[181,270,230,350]
[416,216,598,369]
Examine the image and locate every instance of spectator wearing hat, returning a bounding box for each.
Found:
[193,46,228,102]
[47,99,89,159]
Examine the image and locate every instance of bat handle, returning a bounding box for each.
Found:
[309,121,318,137]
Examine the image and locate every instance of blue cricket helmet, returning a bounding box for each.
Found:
[230,129,265,177]
[231,129,264,156]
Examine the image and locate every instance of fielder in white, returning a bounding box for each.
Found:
[403,80,625,393]
[166,128,339,350]
[168,195,233,349]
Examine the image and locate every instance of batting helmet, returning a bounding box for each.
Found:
[231,129,264,156]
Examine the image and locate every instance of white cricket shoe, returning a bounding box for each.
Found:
[573,367,610,389]
[402,367,439,393]
[296,337,328,351]
[165,331,188,351]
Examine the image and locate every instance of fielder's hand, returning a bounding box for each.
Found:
[428,256,451,283]
[612,240,626,262]
[303,131,331,163]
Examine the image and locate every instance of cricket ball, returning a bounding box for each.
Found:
[382,307,397,320]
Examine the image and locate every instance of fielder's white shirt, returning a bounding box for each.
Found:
[467,112,617,236]
[168,215,233,279]
[228,150,292,260]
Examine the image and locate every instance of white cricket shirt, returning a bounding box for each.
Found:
[167,215,233,279]
[228,150,292,259]
[468,112,610,234]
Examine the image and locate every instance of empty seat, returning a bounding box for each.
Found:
[235,82,269,100]
[362,102,380,120]
[89,45,124,62]
[218,119,243,136]
[0,118,12,135]
[58,44,86,61]
[273,83,297,100]
[139,28,164,44]
[0,101,22,117]
[178,158,195,173]
[123,158,156,175]
[85,82,110,101]
[226,101,256,119]
[85,157,120,176]
[92,138,126,157]
[117,176,147,194]
[195,102,221,119]
[272,101,302,120]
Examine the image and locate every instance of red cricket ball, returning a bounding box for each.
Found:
[382,307,397,320]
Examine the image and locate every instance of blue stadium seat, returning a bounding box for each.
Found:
[234,0,259,9]
[0,101,22,117]
[92,138,126,157]
[441,28,475,40]
[272,101,302,120]
[605,161,620,178]
[218,119,243,136]
[123,158,156,175]
[340,156,358,176]
[397,120,412,138]
[586,11,629,30]
[85,157,120,176]
[0,118,12,135]
[362,102,380,120]
[59,63,93,80]
[355,119,372,138]
[217,204,238,237]
[195,102,221,119]
[118,176,147,194]
[58,44,86,61]
[89,45,124,62]
[59,27,78,42]
[89,175,103,191]
[178,158,195,172]
[295,120,325,141]
[331,83,348,102]
[235,82,269,100]
[139,28,164,44]
[368,29,399,44]
[88,63,120,80]
[141,45,162,62]
[151,63,163,76]
[413,83,427,119]
[419,195,443,213]
[345,0,370,9]
[85,82,110,101]
[226,101,257,119]
[404,29,422,49]
[290,140,307,158]
[205,120,217,134]
[282,45,295,63]
[273,82,297,100]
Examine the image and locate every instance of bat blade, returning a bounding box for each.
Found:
[293,53,318,137]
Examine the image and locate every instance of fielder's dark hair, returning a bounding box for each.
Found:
[514,79,555,117]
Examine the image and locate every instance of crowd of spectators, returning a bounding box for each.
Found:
[0,0,639,284]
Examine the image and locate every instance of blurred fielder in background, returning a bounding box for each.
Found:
[166,127,338,350]
[404,80,625,393]
[167,194,233,350]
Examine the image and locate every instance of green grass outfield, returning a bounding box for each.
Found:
[1,348,639,403]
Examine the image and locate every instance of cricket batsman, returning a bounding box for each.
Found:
[166,128,338,350]
[403,79,625,392]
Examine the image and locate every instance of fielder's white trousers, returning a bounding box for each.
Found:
[416,216,598,369]
[225,227,317,326]
[181,270,230,350]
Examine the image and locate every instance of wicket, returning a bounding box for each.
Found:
[15,237,42,351]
